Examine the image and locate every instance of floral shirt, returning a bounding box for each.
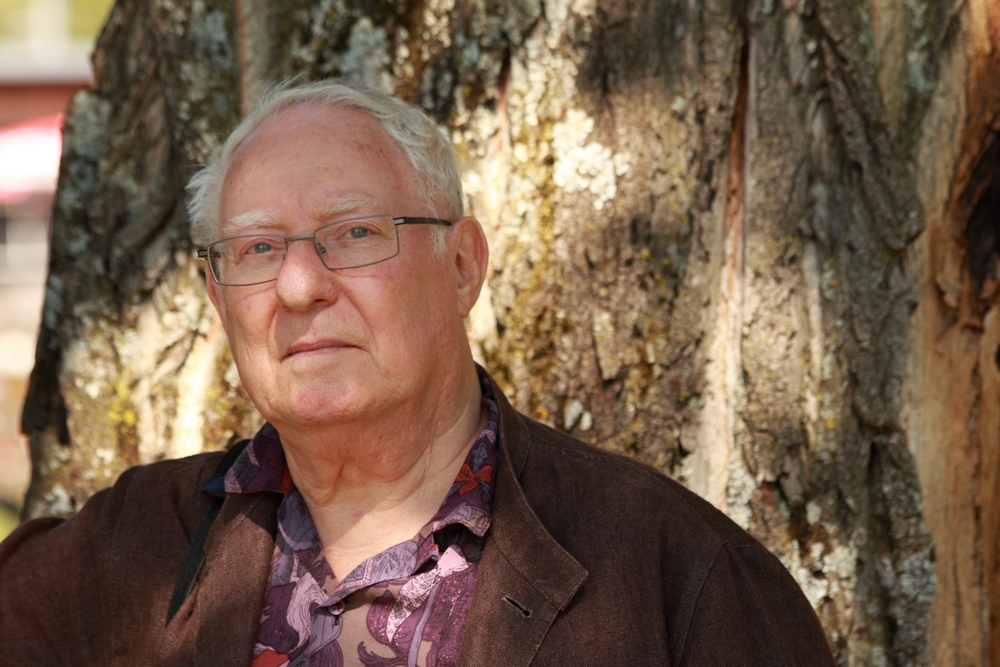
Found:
[224,381,499,667]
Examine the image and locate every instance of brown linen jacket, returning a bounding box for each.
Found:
[0,375,835,666]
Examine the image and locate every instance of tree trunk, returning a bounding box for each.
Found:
[20,0,1000,664]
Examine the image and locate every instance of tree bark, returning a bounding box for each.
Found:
[20,0,1000,664]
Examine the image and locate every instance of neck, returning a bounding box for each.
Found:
[274,359,485,576]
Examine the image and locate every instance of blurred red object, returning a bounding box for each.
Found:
[0,114,62,204]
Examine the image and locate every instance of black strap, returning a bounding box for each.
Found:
[165,439,250,625]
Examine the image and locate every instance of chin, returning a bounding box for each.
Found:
[269,382,379,427]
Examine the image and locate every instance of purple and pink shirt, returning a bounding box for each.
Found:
[223,382,499,667]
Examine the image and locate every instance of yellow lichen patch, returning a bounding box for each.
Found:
[106,377,133,426]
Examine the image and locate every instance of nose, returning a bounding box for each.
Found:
[274,238,339,311]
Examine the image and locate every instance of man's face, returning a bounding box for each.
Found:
[208,104,471,430]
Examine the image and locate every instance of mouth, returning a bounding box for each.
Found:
[283,339,354,359]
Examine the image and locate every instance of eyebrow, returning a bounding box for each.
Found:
[220,194,383,237]
[221,210,277,236]
[315,194,381,220]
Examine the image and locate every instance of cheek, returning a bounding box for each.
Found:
[226,318,278,406]
[218,293,276,364]
[387,279,456,348]
[350,281,429,358]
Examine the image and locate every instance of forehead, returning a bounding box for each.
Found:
[219,104,415,227]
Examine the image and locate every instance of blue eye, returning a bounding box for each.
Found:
[346,227,370,239]
[251,242,276,254]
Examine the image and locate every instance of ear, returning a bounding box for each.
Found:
[450,216,489,318]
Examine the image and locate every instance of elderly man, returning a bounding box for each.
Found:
[0,80,834,666]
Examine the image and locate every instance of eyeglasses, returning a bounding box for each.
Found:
[197,215,452,286]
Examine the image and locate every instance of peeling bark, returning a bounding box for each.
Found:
[905,2,1000,664]
[20,0,1000,663]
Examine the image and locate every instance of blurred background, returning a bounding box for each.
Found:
[0,0,113,537]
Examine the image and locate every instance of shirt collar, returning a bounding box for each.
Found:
[223,422,290,495]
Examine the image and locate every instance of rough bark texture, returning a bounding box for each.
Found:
[19,0,1000,664]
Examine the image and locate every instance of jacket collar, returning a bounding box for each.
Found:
[458,371,588,667]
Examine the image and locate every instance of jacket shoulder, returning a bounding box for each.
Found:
[514,415,834,666]
[3,447,228,552]
[521,417,758,548]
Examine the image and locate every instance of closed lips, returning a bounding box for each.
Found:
[283,340,353,358]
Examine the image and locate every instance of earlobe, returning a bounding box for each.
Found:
[452,217,489,318]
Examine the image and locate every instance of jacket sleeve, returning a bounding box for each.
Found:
[677,541,836,666]
[0,482,123,665]
[0,454,220,664]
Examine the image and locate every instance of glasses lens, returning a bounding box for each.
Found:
[314,216,399,269]
[210,235,285,285]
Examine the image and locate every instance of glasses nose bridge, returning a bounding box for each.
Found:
[283,231,318,246]
[281,231,324,261]
[274,231,328,275]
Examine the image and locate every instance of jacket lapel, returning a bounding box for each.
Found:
[157,481,279,666]
[186,491,279,666]
[459,378,588,667]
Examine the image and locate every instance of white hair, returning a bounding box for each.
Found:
[186,78,463,250]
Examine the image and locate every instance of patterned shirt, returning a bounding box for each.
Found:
[224,380,499,667]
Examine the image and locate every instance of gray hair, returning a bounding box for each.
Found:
[187,78,463,248]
